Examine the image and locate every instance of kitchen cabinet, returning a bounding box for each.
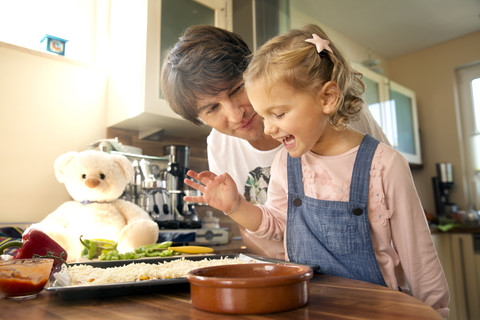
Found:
[432,232,480,320]
[354,63,422,165]
[107,0,232,138]
[232,0,290,52]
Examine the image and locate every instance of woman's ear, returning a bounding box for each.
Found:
[318,81,340,115]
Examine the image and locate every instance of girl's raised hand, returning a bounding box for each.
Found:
[184,170,240,213]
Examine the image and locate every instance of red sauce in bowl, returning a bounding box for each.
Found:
[0,277,49,296]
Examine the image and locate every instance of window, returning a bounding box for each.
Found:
[456,63,480,209]
[354,62,421,164]
[473,78,480,133]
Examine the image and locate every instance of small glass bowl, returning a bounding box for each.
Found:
[0,258,54,300]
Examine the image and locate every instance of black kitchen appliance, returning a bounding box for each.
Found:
[432,162,457,217]
[160,145,201,229]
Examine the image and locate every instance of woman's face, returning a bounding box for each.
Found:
[195,80,266,143]
[246,79,333,158]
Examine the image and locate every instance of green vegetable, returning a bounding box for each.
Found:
[138,241,173,257]
[80,236,118,260]
[98,241,178,261]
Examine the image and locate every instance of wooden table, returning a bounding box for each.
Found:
[1,273,441,319]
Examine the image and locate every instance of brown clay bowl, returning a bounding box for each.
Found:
[187,263,313,314]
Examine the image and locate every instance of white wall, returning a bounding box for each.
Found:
[0,43,107,224]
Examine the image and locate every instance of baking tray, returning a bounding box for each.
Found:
[45,254,248,300]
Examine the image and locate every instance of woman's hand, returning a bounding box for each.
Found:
[184,170,240,213]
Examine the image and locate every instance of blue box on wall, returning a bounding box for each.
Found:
[41,35,68,56]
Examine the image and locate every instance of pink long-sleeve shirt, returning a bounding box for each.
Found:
[251,142,450,317]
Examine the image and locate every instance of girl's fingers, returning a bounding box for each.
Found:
[184,195,205,204]
[184,178,204,191]
[187,171,221,190]
[197,171,217,180]
[186,170,201,180]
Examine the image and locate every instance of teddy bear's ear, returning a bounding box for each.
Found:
[113,154,134,182]
[54,151,78,183]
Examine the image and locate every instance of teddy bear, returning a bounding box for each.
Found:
[26,150,160,262]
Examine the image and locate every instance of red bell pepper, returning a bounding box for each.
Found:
[0,229,68,273]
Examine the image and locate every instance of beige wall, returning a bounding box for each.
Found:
[0,43,107,224]
[388,31,480,214]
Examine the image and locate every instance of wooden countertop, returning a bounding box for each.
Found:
[2,271,441,319]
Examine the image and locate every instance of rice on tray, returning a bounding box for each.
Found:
[67,257,247,286]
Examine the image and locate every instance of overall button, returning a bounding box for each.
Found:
[293,198,302,207]
[352,208,363,216]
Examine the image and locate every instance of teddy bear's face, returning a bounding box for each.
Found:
[55,150,133,203]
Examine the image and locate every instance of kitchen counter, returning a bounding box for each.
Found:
[204,238,250,254]
[2,269,441,319]
[430,225,480,234]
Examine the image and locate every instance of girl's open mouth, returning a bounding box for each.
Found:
[282,135,295,148]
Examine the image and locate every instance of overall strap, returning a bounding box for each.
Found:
[349,134,380,204]
[287,155,303,194]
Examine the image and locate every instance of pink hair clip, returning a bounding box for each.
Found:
[305,34,333,54]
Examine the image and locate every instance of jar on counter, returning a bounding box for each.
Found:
[201,211,219,229]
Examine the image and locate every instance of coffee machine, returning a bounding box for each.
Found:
[160,145,201,229]
[432,162,457,217]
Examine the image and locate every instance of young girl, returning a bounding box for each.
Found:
[184,24,449,317]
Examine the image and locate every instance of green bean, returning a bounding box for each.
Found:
[99,244,175,260]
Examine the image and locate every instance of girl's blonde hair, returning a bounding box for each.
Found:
[243,24,365,128]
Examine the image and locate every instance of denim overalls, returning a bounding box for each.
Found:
[286,134,386,286]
